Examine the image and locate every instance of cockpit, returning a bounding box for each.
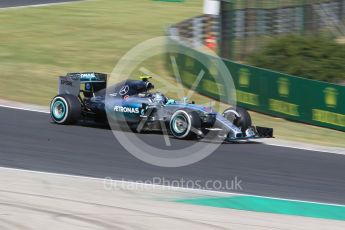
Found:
[150,92,168,104]
[106,78,175,105]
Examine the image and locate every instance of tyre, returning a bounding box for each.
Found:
[223,106,252,132]
[170,110,201,139]
[50,94,81,124]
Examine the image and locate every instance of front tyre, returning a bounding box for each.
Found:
[170,110,201,140]
[223,106,252,132]
[50,94,81,125]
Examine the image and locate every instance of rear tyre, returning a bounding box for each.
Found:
[170,110,201,140]
[50,94,81,124]
[223,106,252,132]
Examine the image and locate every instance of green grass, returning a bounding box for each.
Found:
[0,0,344,147]
[249,111,345,148]
[0,0,202,104]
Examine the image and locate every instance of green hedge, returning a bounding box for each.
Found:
[248,35,345,83]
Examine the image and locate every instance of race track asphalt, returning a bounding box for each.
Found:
[0,106,345,204]
[0,0,77,8]
[2,0,345,209]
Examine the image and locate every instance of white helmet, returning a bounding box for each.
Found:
[152,92,167,104]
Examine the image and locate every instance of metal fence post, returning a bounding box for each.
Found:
[220,0,235,59]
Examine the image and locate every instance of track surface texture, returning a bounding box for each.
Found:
[0,0,78,8]
[1,107,345,204]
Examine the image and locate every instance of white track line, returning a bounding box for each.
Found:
[0,104,49,114]
[0,0,87,11]
[1,166,345,207]
[0,103,343,155]
[261,141,345,155]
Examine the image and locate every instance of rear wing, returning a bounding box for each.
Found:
[58,75,80,96]
[58,72,107,96]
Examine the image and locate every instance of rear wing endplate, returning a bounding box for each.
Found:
[58,76,80,96]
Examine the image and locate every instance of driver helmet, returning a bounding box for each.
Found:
[152,92,168,104]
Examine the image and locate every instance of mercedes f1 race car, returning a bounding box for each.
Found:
[50,72,273,141]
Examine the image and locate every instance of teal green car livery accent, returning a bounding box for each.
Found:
[176,196,345,221]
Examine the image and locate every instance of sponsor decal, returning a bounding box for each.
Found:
[278,78,289,97]
[60,79,72,86]
[324,87,338,108]
[85,83,91,90]
[109,93,118,97]
[237,90,259,106]
[70,76,79,81]
[269,99,299,116]
[185,55,194,69]
[114,106,140,114]
[208,59,219,77]
[311,88,343,127]
[238,68,250,88]
[312,109,345,127]
[80,73,97,81]
[119,85,129,95]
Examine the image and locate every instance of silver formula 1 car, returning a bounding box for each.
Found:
[50,72,273,141]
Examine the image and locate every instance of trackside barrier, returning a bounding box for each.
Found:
[167,43,345,131]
